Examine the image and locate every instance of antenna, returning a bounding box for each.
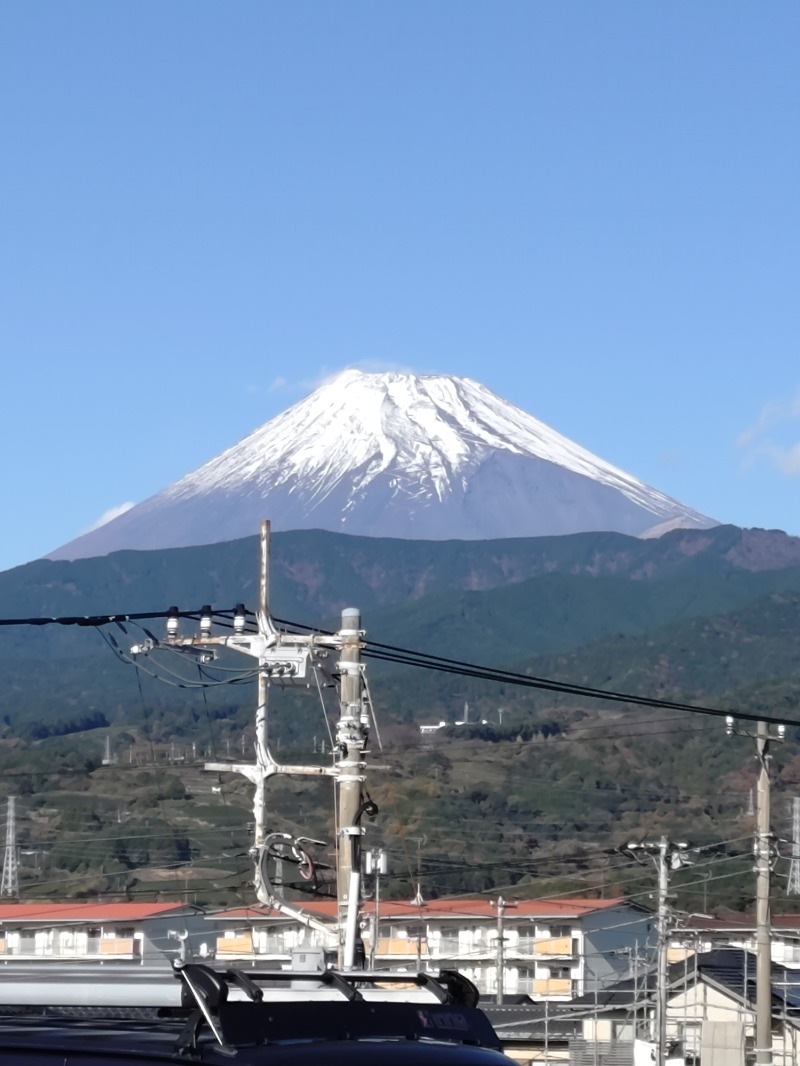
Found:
[1,796,19,898]
[788,798,800,895]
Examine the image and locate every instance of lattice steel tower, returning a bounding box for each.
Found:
[0,796,19,898]
[788,797,800,895]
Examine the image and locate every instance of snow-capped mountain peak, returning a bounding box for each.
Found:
[49,369,716,560]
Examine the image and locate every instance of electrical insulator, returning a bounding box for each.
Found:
[778,724,786,740]
[725,715,734,736]
[233,604,246,634]
[200,605,213,636]
[166,606,180,639]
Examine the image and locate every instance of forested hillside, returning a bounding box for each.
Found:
[0,525,799,912]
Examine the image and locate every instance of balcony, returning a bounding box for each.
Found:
[533,978,573,998]
[374,937,428,958]
[216,933,254,957]
[0,936,139,959]
[99,937,138,957]
[533,936,577,958]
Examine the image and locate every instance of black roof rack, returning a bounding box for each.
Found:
[173,963,498,1057]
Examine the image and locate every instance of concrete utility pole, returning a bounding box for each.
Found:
[787,797,800,896]
[253,519,270,857]
[756,720,773,1066]
[656,838,669,1066]
[337,606,368,970]
[727,714,785,1066]
[130,519,375,966]
[626,837,690,1066]
[494,897,506,1005]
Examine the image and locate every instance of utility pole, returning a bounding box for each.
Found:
[337,607,367,970]
[727,714,784,1066]
[492,897,516,1004]
[656,837,669,1066]
[787,798,800,895]
[626,837,690,1066]
[130,519,375,967]
[495,897,506,1005]
[254,520,270,856]
[1,796,18,898]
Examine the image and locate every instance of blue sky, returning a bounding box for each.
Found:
[1,1,798,572]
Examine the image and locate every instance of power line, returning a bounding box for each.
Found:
[3,607,798,729]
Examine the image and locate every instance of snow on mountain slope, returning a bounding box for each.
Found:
[48,370,717,560]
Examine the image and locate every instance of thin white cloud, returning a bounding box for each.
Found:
[737,389,800,447]
[737,387,800,478]
[83,502,136,533]
[760,442,800,477]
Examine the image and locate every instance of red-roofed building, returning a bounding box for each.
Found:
[0,901,206,963]
[208,897,653,1000]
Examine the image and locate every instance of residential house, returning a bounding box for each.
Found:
[670,914,800,968]
[484,949,800,1066]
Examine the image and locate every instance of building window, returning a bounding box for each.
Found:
[548,966,571,980]
[548,925,572,939]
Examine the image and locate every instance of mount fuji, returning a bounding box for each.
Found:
[49,370,716,560]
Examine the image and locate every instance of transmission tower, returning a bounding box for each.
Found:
[787,797,800,895]
[1,796,19,897]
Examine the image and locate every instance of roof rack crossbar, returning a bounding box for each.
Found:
[174,964,236,1055]
[225,969,264,1002]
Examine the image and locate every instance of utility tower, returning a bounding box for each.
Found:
[1,796,19,898]
[788,798,800,896]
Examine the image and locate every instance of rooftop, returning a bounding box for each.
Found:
[0,902,191,923]
[210,897,633,922]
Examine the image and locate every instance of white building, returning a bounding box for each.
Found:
[209,896,652,1000]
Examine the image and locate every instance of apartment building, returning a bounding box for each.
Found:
[0,902,206,962]
[209,896,652,999]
